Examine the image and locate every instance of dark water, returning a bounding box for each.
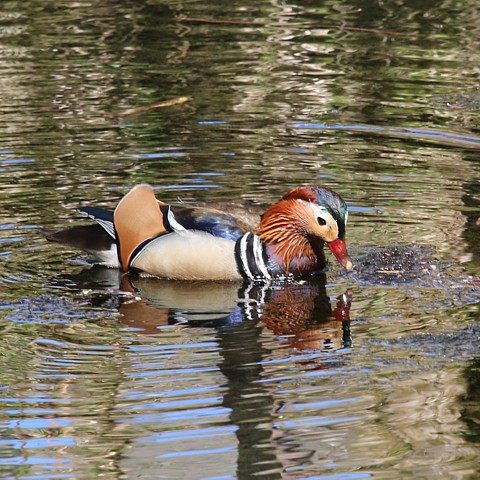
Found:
[1,1,480,478]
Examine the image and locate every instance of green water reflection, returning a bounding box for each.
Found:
[0,0,479,478]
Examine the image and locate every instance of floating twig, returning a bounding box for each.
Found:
[118,96,192,116]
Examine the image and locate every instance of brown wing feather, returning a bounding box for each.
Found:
[41,225,114,253]
[114,184,167,271]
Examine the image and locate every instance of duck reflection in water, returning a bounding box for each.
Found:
[117,272,352,352]
[67,266,353,477]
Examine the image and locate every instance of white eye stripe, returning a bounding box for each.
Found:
[298,200,340,242]
[308,203,337,228]
[298,199,340,229]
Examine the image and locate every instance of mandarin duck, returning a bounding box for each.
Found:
[43,184,353,281]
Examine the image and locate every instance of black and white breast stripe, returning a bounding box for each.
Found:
[234,232,272,281]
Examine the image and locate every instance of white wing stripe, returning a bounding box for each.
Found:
[167,207,187,232]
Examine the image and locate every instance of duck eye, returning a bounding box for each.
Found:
[317,216,327,226]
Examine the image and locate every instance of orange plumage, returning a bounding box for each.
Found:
[257,199,321,274]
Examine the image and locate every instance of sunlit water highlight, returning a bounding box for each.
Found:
[0,1,480,479]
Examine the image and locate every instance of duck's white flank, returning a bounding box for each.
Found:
[130,230,242,281]
[90,244,119,268]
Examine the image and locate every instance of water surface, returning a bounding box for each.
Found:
[0,1,479,479]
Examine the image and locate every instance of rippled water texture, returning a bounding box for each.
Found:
[0,1,479,479]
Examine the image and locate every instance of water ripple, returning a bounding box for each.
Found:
[292,122,480,149]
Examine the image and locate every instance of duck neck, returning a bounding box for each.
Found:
[257,200,326,276]
[234,231,326,280]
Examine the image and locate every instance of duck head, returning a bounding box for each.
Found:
[258,185,353,276]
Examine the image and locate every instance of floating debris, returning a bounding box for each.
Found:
[118,96,192,116]
[351,244,440,286]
